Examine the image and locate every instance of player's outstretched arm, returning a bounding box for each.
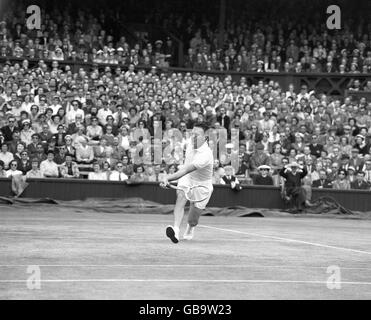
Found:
[159,164,197,188]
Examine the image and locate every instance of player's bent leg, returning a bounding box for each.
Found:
[184,203,203,240]
[187,203,203,227]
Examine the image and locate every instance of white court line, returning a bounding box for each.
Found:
[199,225,371,256]
[0,264,371,270]
[1,279,371,285]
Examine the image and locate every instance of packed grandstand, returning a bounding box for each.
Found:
[0,0,370,191]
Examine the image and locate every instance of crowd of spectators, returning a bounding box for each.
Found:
[0,0,370,72]
[0,59,371,193]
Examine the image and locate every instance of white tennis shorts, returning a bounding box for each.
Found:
[178,175,213,209]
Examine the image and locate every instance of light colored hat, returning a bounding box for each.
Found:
[117,47,124,51]
[287,162,300,168]
[258,165,271,170]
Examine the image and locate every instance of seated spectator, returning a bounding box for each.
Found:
[143,165,157,182]
[0,160,6,177]
[102,161,112,180]
[88,162,108,181]
[16,150,31,175]
[40,150,59,178]
[363,160,371,185]
[0,143,14,169]
[26,159,43,179]
[6,160,23,178]
[350,171,369,190]
[220,165,242,191]
[75,137,94,164]
[312,169,332,189]
[347,166,357,184]
[130,165,146,183]
[249,142,271,176]
[212,166,225,184]
[54,145,67,165]
[332,169,351,190]
[60,154,80,179]
[109,162,129,182]
[253,165,274,185]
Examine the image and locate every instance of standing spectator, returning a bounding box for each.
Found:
[279,162,308,213]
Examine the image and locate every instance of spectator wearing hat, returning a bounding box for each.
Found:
[249,142,271,176]
[332,169,351,190]
[60,153,80,178]
[40,150,59,178]
[349,148,363,171]
[350,171,369,190]
[312,169,332,189]
[16,150,31,175]
[26,159,43,178]
[253,165,274,185]
[354,134,369,156]
[339,154,351,171]
[279,162,308,212]
[346,166,357,184]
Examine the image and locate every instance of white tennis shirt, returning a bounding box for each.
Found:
[183,141,214,185]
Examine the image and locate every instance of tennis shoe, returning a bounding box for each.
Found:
[183,224,195,240]
[166,225,179,243]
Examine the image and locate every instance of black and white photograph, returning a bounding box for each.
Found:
[0,0,371,307]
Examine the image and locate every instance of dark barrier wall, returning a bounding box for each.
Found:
[1,178,370,212]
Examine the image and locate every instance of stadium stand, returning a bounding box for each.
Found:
[0,0,370,202]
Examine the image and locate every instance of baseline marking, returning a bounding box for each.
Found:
[0,264,371,270]
[1,279,371,285]
[199,225,371,256]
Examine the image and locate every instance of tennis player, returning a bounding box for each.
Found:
[160,124,214,243]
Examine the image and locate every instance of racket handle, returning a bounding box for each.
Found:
[167,183,178,190]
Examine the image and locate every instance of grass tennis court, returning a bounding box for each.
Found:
[1,206,371,299]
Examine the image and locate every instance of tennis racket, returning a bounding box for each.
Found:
[167,183,210,203]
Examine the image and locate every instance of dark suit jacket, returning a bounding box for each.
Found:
[1,126,18,142]
[350,180,370,190]
[312,179,332,189]
[216,115,231,130]
[16,160,32,175]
